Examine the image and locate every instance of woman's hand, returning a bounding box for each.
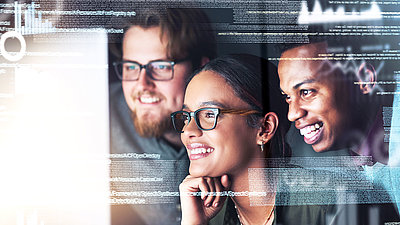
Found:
[179,175,230,225]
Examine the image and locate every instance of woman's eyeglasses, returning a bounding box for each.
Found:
[170,107,261,133]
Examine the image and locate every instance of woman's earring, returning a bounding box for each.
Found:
[260,144,264,152]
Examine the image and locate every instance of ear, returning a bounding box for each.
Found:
[200,57,210,66]
[256,112,279,146]
[357,62,376,94]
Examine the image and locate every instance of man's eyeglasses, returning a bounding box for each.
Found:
[170,107,261,133]
[113,59,188,81]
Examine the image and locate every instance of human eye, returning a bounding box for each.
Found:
[176,112,188,120]
[281,91,290,103]
[299,89,316,100]
[205,111,216,118]
[198,109,217,121]
[152,62,172,71]
[124,63,139,71]
[157,65,168,70]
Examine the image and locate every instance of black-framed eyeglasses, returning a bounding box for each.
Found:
[170,107,261,133]
[113,59,188,81]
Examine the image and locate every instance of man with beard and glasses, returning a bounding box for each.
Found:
[109,6,216,225]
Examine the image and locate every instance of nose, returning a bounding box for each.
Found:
[182,117,202,138]
[136,68,155,90]
[287,98,306,122]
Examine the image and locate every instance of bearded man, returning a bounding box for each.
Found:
[109,6,216,225]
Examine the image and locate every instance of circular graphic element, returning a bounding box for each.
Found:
[0,31,26,61]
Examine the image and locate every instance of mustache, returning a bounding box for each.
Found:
[131,91,166,100]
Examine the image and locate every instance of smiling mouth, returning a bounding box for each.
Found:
[299,122,324,145]
[138,96,161,104]
[189,147,215,160]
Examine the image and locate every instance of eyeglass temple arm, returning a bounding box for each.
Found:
[220,109,261,115]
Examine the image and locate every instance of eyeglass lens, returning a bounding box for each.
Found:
[172,109,218,132]
[172,113,189,132]
[116,61,174,80]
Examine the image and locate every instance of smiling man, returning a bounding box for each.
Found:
[121,25,193,141]
[278,41,386,161]
[109,6,215,225]
[278,41,400,219]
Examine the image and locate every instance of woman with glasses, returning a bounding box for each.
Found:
[170,54,333,225]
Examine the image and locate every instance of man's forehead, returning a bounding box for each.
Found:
[278,56,324,79]
[282,42,328,58]
[278,43,339,90]
[122,26,170,63]
[123,26,165,43]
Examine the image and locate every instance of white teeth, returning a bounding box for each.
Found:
[304,130,317,139]
[190,148,214,155]
[140,96,160,103]
[300,123,322,136]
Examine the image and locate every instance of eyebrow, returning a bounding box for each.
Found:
[182,101,227,110]
[293,79,316,90]
[200,101,227,108]
[121,58,170,63]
